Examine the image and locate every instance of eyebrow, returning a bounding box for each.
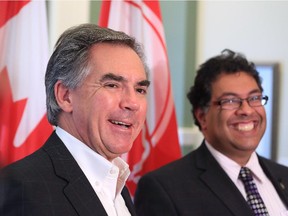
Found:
[218,89,262,98]
[138,80,150,87]
[100,73,150,87]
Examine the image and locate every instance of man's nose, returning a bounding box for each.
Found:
[236,99,254,115]
[120,90,140,111]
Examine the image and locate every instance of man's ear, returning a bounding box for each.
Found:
[194,108,207,131]
[54,80,73,112]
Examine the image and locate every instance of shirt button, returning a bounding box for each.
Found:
[110,169,116,174]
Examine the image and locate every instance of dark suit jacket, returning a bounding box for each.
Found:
[0,131,136,216]
[134,141,288,216]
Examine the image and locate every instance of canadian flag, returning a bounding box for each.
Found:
[0,0,53,167]
[99,0,182,195]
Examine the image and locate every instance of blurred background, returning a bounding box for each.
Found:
[2,1,288,166]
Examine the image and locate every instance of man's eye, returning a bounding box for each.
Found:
[249,95,262,101]
[104,83,119,88]
[220,98,240,104]
[137,88,147,95]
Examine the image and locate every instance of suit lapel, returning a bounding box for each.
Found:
[121,187,137,216]
[259,156,288,207]
[196,143,253,216]
[43,132,107,216]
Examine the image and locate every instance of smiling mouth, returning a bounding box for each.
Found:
[110,120,132,128]
[236,122,255,131]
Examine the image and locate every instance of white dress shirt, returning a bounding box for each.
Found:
[56,127,131,216]
[205,140,288,216]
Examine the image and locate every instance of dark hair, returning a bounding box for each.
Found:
[187,49,263,130]
[45,24,148,126]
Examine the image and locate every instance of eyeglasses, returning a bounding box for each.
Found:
[211,95,268,110]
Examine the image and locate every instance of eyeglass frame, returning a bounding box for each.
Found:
[210,95,269,110]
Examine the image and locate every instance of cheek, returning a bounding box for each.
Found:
[217,111,230,125]
[140,101,148,119]
[142,100,148,113]
[75,96,105,124]
[96,93,116,107]
[206,111,229,131]
[203,111,218,129]
[259,109,267,128]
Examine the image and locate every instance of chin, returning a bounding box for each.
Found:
[114,145,133,155]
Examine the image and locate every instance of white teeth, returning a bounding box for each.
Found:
[111,120,130,127]
[237,123,254,131]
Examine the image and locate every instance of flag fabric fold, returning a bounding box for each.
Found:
[0,0,53,167]
[99,0,182,196]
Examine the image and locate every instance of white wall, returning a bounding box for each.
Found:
[196,1,288,165]
[47,1,90,51]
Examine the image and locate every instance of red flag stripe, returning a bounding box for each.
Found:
[98,1,111,27]
[0,1,30,28]
[143,0,162,21]
[125,0,168,55]
[123,1,173,139]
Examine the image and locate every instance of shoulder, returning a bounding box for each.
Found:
[0,131,68,180]
[142,143,209,180]
[151,152,194,173]
[0,147,53,207]
[259,156,288,175]
[0,147,50,181]
[138,150,200,190]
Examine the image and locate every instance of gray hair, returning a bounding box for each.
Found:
[45,23,149,126]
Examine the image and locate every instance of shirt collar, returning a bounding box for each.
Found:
[55,126,130,198]
[245,152,266,183]
[205,140,265,183]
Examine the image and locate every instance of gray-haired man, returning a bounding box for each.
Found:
[0,24,150,216]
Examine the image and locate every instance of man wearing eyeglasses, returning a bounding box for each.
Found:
[134,49,288,216]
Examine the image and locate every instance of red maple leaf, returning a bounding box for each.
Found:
[0,67,53,167]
